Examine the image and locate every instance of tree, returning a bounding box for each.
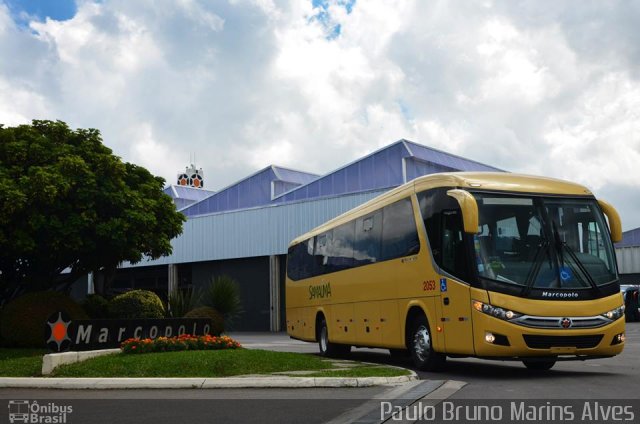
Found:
[0,120,185,303]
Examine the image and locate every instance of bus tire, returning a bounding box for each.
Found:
[409,315,445,371]
[522,359,556,371]
[317,317,350,358]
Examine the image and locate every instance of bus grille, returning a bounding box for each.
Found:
[513,315,610,329]
[523,335,603,349]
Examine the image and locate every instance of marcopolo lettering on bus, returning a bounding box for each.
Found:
[541,291,579,299]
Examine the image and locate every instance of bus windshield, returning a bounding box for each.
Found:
[472,193,617,291]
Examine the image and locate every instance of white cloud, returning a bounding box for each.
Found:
[1,0,640,229]
[0,77,49,125]
[126,122,176,179]
[543,71,640,191]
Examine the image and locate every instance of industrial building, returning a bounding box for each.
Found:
[615,228,640,284]
[108,139,503,331]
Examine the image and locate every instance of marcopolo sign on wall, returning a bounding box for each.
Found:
[45,311,212,352]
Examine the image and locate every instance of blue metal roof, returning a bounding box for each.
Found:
[615,228,640,248]
[273,141,407,203]
[164,185,216,200]
[179,166,319,217]
[404,140,504,173]
[272,166,319,185]
[272,139,504,204]
[163,185,216,209]
[179,139,503,217]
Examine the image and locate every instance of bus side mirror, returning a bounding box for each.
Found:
[598,199,622,243]
[446,189,479,234]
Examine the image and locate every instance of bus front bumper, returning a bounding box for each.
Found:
[471,310,625,358]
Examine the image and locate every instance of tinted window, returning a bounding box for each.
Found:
[471,194,617,288]
[313,231,331,275]
[325,221,355,272]
[354,211,382,266]
[287,197,419,280]
[381,198,420,260]
[286,237,315,281]
[418,189,471,282]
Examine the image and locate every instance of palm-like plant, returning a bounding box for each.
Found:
[167,287,200,318]
[204,275,243,327]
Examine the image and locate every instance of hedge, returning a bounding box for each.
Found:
[184,306,224,336]
[0,291,88,348]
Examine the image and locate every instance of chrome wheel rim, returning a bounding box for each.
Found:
[320,325,328,353]
[413,325,430,362]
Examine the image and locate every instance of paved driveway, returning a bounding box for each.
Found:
[229,332,319,353]
[230,332,391,356]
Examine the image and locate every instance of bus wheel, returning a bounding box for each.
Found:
[318,317,350,358]
[522,359,556,371]
[409,316,445,371]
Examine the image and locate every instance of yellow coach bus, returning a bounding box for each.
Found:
[285,172,626,371]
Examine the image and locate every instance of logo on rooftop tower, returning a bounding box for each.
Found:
[177,164,204,188]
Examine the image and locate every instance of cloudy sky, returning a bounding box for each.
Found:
[2,0,640,229]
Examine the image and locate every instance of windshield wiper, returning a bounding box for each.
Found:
[521,240,549,297]
[558,240,600,292]
[551,221,599,291]
[551,222,565,289]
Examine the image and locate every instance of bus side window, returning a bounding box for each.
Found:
[418,189,471,282]
[381,198,420,260]
[355,211,382,265]
[287,237,316,281]
[440,209,470,282]
[325,221,355,273]
[314,232,331,274]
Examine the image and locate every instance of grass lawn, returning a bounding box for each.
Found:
[0,348,47,377]
[51,349,409,378]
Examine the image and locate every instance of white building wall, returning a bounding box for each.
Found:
[616,246,640,274]
[122,190,387,268]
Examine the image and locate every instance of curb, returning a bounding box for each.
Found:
[42,349,120,375]
[0,373,417,389]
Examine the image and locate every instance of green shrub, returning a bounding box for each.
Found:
[167,288,200,318]
[82,294,109,319]
[203,275,243,327]
[108,290,165,319]
[184,306,224,336]
[0,291,88,348]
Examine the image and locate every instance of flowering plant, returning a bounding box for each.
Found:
[121,334,241,354]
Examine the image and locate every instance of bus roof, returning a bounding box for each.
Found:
[412,172,593,196]
[289,172,594,246]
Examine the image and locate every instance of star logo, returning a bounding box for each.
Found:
[45,312,72,352]
[560,317,572,329]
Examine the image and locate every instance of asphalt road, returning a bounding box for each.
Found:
[234,323,640,399]
[0,387,390,424]
[343,321,640,400]
[1,324,637,424]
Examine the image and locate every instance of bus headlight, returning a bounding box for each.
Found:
[601,305,625,321]
[472,300,522,321]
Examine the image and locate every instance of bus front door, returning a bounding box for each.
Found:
[439,277,475,355]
